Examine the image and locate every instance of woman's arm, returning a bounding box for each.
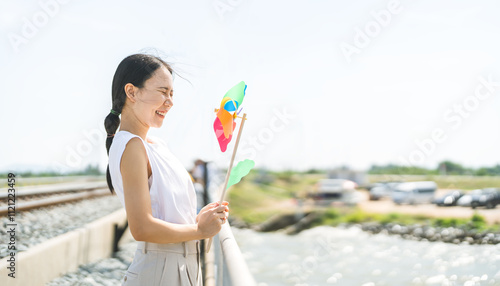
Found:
[121,138,226,243]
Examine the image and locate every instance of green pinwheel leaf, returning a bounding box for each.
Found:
[227,159,255,190]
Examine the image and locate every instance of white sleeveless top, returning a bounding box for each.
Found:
[108,130,197,224]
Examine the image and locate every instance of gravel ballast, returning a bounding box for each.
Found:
[0,194,123,259]
[47,239,137,286]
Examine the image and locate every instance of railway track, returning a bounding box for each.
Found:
[0,179,126,285]
[0,181,110,216]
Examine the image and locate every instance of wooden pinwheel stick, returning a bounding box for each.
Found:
[218,112,247,204]
[206,112,247,253]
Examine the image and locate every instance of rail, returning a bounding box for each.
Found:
[0,181,108,199]
[0,188,110,215]
[217,223,257,286]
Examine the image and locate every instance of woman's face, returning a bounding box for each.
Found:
[127,66,174,128]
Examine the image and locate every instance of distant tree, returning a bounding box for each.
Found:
[437,161,467,175]
[475,164,500,176]
[305,168,324,174]
[368,164,433,175]
[367,161,500,176]
[79,164,103,175]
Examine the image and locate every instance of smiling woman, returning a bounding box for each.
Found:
[103,54,174,164]
[103,53,229,286]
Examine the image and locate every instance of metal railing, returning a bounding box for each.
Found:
[217,223,257,286]
[198,163,257,286]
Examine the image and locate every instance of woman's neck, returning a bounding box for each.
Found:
[118,110,149,141]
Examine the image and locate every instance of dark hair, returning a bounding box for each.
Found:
[104,53,173,194]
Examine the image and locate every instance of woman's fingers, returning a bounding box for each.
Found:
[219,214,226,224]
[214,205,228,213]
[211,201,229,207]
[206,202,219,209]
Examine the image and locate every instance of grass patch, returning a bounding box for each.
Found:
[309,207,499,232]
[227,173,293,224]
[227,170,324,224]
[227,170,500,231]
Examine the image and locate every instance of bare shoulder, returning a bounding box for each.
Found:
[121,137,148,175]
[125,137,147,154]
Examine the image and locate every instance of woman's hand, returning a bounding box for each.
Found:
[196,201,229,222]
[196,201,229,239]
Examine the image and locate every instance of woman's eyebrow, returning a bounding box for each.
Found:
[157,86,171,91]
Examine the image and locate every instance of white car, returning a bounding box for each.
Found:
[369,182,401,200]
[313,179,358,205]
[316,179,357,194]
[392,181,437,205]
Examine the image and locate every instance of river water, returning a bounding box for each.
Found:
[232,226,500,286]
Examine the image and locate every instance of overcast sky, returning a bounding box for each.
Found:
[2,0,500,173]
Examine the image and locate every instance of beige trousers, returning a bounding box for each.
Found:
[121,240,202,286]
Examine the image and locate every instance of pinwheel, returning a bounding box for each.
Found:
[207,81,254,252]
[213,81,247,152]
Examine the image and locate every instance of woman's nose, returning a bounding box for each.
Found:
[164,98,173,107]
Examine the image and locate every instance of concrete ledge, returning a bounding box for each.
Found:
[0,208,128,286]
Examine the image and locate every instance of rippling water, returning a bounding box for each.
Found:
[232,226,500,286]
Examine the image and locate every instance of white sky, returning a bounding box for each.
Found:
[1,0,500,173]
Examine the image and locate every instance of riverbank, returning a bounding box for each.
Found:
[230,207,500,245]
[228,171,500,245]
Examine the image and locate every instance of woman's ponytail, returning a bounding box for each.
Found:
[104,109,122,194]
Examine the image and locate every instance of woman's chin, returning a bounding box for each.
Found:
[151,122,164,128]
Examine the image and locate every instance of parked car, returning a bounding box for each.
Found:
[456,189,482,207]
[470,188,500,209]
[433,190,464,206]
[369,181,401,200]
[392,181,437,205]
[365,182,384,192]
[310,179,358,205]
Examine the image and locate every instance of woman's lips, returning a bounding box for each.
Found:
[156,110,167,117]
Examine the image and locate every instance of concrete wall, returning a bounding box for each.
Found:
[0,208,128,286]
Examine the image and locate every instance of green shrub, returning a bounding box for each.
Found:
[345,210,364,223]
[325,209,340,219]
[470,213,487,229]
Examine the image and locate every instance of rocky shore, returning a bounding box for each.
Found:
[229,212,500,245]
[357,222,500,245]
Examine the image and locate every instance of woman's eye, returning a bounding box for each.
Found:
[159,90,173,98]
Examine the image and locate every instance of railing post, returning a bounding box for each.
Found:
[112,220,128,255]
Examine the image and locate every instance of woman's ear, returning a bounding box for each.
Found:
[124,83,137,102]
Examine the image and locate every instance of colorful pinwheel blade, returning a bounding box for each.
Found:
[213,81,247,152]
[223,81,247,110]
[227,159,255,190]
[214,117,236,152]
[216,107,235,139]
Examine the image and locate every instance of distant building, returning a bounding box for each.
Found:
[327,168,367,185]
